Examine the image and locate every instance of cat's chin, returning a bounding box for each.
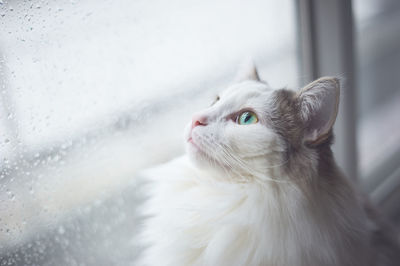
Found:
[186,139,207,161]
[186,140,218,169]
[186,142,235,177]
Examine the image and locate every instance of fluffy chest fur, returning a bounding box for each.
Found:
[139,157,370,266]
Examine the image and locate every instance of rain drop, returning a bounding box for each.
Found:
[58,225,65,235]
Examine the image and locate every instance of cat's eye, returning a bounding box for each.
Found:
[211,95,220,106]
[237,111,258,125]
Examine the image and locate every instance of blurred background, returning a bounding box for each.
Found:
[0,0,399,265]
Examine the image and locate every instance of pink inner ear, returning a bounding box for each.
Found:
[309,94,335,134]
[301,78,340,144]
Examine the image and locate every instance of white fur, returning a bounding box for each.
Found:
[138,79,374,266]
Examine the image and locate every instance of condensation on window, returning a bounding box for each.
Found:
[0,0,298,264]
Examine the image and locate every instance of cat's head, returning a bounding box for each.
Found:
[184,64,340,183]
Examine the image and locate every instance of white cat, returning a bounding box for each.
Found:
[138,65,400,266]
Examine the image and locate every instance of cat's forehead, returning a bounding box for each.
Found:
[220,80,273,100]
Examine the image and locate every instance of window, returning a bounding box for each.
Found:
[0,0,298,264]
[353,0,400,220]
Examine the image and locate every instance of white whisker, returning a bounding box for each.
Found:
[196,134,294,184]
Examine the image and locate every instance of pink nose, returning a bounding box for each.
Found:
[191,114,208,129]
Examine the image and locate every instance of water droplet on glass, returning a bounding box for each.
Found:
[6,190,15,200]
[58,225,65,235]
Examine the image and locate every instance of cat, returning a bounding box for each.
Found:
[137,64,400,266]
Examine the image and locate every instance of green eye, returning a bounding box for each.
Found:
[237,111,258,125]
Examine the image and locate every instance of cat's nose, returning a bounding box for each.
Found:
[192,114,208,129]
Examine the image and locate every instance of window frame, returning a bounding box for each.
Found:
[297,0,400,222]
[296,0,358,181]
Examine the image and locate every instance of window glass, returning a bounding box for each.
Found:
[0,0,298,264]
[353,0,400,181]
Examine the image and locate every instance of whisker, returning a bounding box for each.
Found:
[195,134,309,184]
[201,136,293,183]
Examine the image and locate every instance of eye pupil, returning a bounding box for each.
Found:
[244,113,251,122]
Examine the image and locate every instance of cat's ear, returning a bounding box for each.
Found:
[234,60,260,82]
[297,77,340,145]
